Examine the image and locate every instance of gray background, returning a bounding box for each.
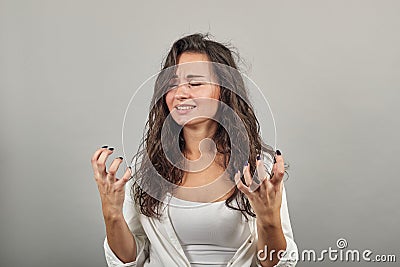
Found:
[1,0,399,266]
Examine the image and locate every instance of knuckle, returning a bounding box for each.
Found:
[238,183,246,191]
[97,162,105,168]
[114,186,123,193]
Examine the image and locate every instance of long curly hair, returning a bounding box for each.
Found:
[130,33,280,220]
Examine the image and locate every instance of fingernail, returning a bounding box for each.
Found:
[118,156,123,160]
[101,145,108,148]
[276,149,281,155]
[244,161,248,166]
[108,147,114,151]
[256,154,261,160]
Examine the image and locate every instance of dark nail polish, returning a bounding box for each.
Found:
[256,155,261,160]
[101,145,108,148]
[276,150,281,155]
[118,156,123,160]
[108,147,114,151]
[244,161,248,166]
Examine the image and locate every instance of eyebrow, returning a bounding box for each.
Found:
[171,74,206,79]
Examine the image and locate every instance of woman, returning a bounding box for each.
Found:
[91,33,298,267]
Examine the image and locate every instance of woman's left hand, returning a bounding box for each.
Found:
[234,150,285,227]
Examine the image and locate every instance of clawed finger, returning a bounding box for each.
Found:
[115,166,132,186]
[107,156,124,183]
[91,145,109,178]
[256,156,268,183]
[97,147,115,176]
[271,151,284,184]
[243,163,252,187]
[234,171,251,195]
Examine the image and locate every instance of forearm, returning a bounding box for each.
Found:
[104,213,137,263]
[256,217,287,267]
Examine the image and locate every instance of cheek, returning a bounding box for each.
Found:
[197,86,220,100]
[211,85,221,100]
[165,91,174,111]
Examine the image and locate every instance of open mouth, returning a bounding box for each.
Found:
[174,104,197,114]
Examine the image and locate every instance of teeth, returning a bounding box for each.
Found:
[176,106,195,110]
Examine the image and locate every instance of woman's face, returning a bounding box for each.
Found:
[165,52,221,126]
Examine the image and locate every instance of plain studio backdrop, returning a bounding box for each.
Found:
[1,1,399,266]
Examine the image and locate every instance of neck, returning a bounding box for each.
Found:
[182,121,218,160]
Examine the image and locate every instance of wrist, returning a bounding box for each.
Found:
[257,214,282,231]
[104,212,124,222]
[102,206,124,222]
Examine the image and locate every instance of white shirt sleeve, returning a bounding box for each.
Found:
[274,185,298,266]
[104,236,137,267]
[103,179,150,267]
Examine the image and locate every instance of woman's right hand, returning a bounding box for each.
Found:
[91,146,132,220]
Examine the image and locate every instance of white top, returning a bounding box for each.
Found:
[103,179,299,267]
[168,195,251,266]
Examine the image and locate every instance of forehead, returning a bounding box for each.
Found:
[178,52,210,64]
[175,52,214,79]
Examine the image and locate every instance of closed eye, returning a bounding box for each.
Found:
[189,81,206,87]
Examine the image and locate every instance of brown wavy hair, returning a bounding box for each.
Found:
[130,33,281,220]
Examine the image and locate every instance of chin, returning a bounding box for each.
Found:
[176,117,216,127]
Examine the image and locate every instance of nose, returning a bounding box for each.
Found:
[174,83,190,100]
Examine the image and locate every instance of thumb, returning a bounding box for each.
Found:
[115,167,132,186]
